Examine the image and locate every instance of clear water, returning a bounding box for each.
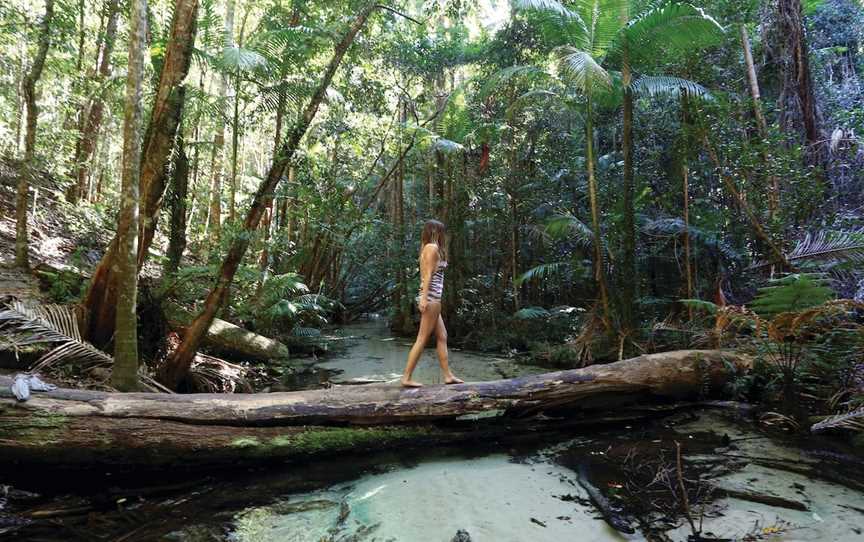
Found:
[5,320,864,541]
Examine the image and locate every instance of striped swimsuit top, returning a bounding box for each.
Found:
[421,257,447,302]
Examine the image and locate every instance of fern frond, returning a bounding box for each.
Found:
[640,217,738,260]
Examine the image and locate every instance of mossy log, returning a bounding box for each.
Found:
[164,302,292,362]
[0,350,749,466]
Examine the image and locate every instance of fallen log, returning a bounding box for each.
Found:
[0,350,749,466]
[164,302,293,363]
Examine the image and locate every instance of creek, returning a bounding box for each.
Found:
[2,319,864,541]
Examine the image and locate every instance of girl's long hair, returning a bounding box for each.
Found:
[420,219,447,261]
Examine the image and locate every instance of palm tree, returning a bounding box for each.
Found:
[514,0,722,332]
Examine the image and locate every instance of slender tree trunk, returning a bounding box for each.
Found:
[162,3,378,389]
[82,0,199,346]
[620,46,636,333]
[228,6,250,224]
[15,0,55,269]
[584,97,611,327]
[112,0,147,392]
[68,0,120,204]
[682,162,693,318]
[165,131,190,275]
[741,24,780,218]
[206,0,235,251]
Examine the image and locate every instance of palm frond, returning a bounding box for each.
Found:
[0,298,113,372]
[631,76,712,100]
[545,213,594,248]
[514,0,580,19]
[517,262,567,285]
[679,298,721,315]
[811,407,864,433]
[618,2,725,66]
[640,217,739,260]
[478,65,547,101]
[514,306,552,319]
[752,229,864,271]
[220,46,268,73]
[556,46,612,93]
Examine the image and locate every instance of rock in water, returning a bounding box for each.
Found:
[451,529,471,542]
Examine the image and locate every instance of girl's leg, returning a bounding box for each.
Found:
[401,302,441,387]
[435,315,463,384]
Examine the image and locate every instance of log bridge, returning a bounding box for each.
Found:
[0,350,749,467]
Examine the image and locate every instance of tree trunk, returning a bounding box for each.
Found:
[741,24,780,218]
[137,0,199,265]
[620,47,636,333]
[205,0,235,252]
[15,0,55,269]
[112,0,147,392]
[162,3,378,390]
[81,0,199,346]
[68,0,120,204]
[165,131,190,275]
[775,0,822,161]
[0,350,749,466]
[584,96,611,327]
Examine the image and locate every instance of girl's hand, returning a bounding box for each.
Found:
[419,297,428,313]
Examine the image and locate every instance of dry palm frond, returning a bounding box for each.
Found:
[0,297,112,372]
[811,407,864,433]
[759,411,801,431]
[187,353,251,393]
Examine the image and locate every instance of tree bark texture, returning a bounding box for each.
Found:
[14,0,55,269]
[81,0,199,347]
[165,132,190,274]
[112,0,148,392]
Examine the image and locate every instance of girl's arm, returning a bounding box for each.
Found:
[418,244,439,312]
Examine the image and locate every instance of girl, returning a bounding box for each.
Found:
[401,220,463,388]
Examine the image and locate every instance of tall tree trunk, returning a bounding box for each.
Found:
[620,44,636,333]
[112,0,147,392]
[15,0,55,269]
[741,24,780,218]
[165,131,190,275]
[205,0,235,252]
[162,3,378,389]
[137,0,199,264]
[82,0,199,346]
[774,0,822,161]
[584,96,611,327]
[228,5,250,224]
[68,0,120,204]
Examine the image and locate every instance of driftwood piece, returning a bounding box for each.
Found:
[0,350,749,466]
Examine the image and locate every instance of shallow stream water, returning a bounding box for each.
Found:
[3,320,864,541]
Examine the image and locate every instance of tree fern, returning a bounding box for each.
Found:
[750,274,835,318]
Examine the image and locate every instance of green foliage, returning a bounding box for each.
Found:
[750,274,835,318]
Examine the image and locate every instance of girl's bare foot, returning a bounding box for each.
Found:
[401,378,423,388]
[444,374,464,385]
